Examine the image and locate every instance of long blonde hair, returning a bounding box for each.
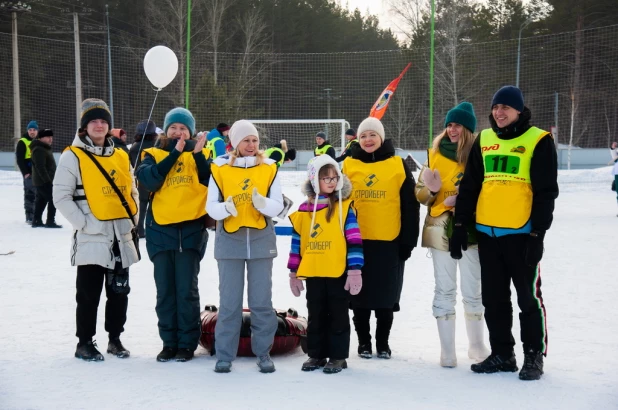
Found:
[431,127,476,165]
[228,148,266,165]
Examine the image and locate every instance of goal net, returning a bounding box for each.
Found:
[248,119,350,153]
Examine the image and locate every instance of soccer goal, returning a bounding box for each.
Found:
[247,119,350,153]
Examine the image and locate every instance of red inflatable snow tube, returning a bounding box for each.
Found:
[199,305,308,356]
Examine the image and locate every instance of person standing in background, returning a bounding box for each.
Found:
[129,120,158,238]
[335,128,358,163]
[15,120,38,224]
[30,128,61,228]
[111,129,129,154]
[314,132,336,159]
[207,123,230,158]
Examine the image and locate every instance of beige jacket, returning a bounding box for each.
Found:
[53,133,140,269]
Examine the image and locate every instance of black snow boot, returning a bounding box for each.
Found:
[31,219,44,228]
[175,348,194,362]
[45,221,63,228]
[75,340,104,362]
[156,347,178,362]
[301,357,327,371]
[323,359,347,374]
[107,338,130,358]
[471,352,518,373]
[519,349,544,381]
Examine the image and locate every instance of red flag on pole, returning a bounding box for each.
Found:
[369,63,412,120]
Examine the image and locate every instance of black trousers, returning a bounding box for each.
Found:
[76,264,129,342]
[22,176,35,218]
[478,232,548,356]
[33,184,56,223]
[352,308,394,351]
[306,276,350,360]
[137,199,148,237]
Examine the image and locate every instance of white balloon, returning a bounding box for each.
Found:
[143,46,179,90]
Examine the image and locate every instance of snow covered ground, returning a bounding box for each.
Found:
[0,168,616,410]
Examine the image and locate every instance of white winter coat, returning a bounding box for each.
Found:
[53,133,140,269]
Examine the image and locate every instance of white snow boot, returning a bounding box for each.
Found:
[436,315,457,368]
[465,312,491,363]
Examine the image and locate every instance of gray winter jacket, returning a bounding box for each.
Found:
[207,155,283,260]
[53,133,140,269]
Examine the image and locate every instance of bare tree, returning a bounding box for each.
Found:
[203,0,237,86]
[388,0,429,44]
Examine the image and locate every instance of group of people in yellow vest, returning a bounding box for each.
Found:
[51,84,557,380]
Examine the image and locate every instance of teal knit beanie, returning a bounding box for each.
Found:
[163,107,196,136]
[444,102,476,133]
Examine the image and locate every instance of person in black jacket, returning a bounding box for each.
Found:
[111,128,129,154]
[342,117,420,360]
[450,86,558,381]
[15,120,38,223]
[314,132,336,159]
[129,120,158,238]
[335,128,358,162]
[30,129,61,228]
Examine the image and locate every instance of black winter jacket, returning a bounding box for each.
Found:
[30,139,56,186]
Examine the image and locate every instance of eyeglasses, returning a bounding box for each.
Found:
[320,176,340,184]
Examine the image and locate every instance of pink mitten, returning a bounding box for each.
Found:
[443,194,457,207]
[344,270,363,295]
[422,168,442,193]
[289,272,304,297]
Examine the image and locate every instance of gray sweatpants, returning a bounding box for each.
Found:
[215,258,277,361]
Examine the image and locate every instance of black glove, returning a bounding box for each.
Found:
[449,223,468,260]
[399,245,414,261]
[524,231,545,267]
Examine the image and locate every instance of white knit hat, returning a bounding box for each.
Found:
[229,120,259,149]
[307,155,343,194]
[357,117,385,142]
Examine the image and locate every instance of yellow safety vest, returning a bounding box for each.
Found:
[69,147,137,220]
[314,144,332,156]
[343,156,405,241]
[20,137,32,159]
[264,147,285,167]
[427,148,464,218]
[289,199,353,279]
[477,126,549,229]
[142,147,210,225]
[345,139,358,150]
[210,161,278,233]
[206,137,223,157]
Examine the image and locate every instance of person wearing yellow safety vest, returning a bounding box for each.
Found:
[342,117,420,360]
[287,155,364,374]
[335,128,358,163]
[15,120,38,223]
[265,139,297,167]
[135,107,211,364]
[415,102,489,369]
[206,120,284,374]
[450,86,559,381]
[53,98,140,362]
[314,131,336,159]
[206,122,230,158]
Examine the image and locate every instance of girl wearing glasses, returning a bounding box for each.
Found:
[342,117,419,360]
[287,155,364,374]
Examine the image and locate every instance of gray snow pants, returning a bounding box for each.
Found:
[214,258,277,361]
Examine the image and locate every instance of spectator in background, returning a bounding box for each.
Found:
[30,129,61,228]
[314,131,336,159]
[129,120,158,238]
[111,129,129,154]
[207,123,230,158]
[609,141,618,164]
[265,139,297,167]
[16,120,38,224]
[335,128,358,163]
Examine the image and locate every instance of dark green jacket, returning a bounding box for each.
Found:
[135,138,212,260]
[30,139,56,186]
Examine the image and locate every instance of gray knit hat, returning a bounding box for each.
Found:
[80,98,112,130]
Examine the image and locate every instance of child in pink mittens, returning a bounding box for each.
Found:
[287,155,363,374]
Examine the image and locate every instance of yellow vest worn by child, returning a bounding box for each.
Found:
[343,156,405,241]
[210,160,278,233]
[142,147,211,225]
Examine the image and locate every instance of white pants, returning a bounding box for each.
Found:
[431,248,484,318]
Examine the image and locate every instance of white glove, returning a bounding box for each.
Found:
[251,187,267,210]
[423,168,442,193]
[443,194,457,207]
[224,196,238,217]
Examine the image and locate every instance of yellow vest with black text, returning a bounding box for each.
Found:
[427,149,464,218]
[20,137,32,159]
[69,147,137,220]
[314,144,332,156]
[289,199,353,279]
[142,147,210,225]
[477,127,549,229]
[343,156,405,241]
[210,161,278,233]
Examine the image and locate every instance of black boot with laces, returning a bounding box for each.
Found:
[471,352,518,373]
[75,340,104,362]
[519,349,544,380]
[107,338,130,358]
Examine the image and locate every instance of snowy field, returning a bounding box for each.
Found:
[0,167,616,410]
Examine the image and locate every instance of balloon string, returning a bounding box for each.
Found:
[132,89,160,170]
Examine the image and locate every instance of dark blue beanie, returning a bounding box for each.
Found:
[491,86,524,112]
[444,102,476,133]
[136,119,157,136]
